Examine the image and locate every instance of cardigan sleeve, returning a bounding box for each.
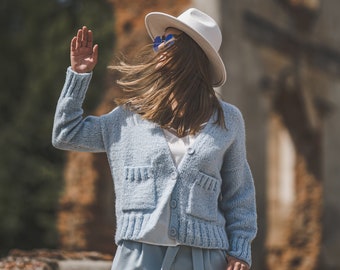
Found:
[52,67,105,152]
[220,106,257,267]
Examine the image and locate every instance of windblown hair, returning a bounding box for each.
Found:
[109,32,225,137]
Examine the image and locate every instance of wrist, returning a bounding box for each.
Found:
[70,66,93,74]
[67,66,93,76]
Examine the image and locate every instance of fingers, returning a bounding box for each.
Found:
[226,255,249,270]
[73,26,94,49]
[81,26,88,46]
[227,264,247,270]
[70,36,77,52]
[92,44,99,65]
[76,28,82,49]
[87,30,93,48]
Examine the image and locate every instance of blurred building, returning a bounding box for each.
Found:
[218,1,340,269]
[57,0,340,270]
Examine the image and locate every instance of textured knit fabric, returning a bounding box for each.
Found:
[134,130,196,246]
[111,241,228,270]
[52,67,257,266]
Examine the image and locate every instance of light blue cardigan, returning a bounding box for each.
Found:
[52,67,257,266]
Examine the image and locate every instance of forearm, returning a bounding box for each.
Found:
[52,67,105,152]
[221,161,257,266]
[220,107,257,266]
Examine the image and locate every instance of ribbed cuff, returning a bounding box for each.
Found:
[228,236,252,266]
[60,67,93,101]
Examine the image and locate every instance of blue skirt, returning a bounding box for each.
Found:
[111,240,228,270]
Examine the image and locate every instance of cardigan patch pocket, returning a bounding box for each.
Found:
[186,171,220,221]
[122,166,156,211]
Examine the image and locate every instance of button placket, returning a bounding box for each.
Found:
[168,170,179,240]
[170,227,177,237]
[187,147,195,155]
[170,199,177,208]
[171,171,178,180]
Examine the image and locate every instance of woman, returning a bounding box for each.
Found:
[52,8,257,270]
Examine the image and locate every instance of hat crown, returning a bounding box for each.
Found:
[144,8,226,86]
[177,8,222,52]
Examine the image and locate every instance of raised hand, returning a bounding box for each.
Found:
[70,26,98,73]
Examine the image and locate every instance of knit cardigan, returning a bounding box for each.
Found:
[52,67,257,266]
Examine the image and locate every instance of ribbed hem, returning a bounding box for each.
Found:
[115,213,230,251]
[116,213,152,242]
[179,220,228,249]
[60,67,93,101]
[228,236,252,266]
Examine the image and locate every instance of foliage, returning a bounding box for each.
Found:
[0,0,114,256]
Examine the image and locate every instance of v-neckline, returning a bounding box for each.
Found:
[155,115,214,172]
[132,110,217,173]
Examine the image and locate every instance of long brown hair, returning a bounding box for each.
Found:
[110,32,225,137]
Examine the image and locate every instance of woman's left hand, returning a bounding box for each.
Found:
[226,255,249,270]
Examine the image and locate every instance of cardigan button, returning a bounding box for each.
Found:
[170,199,177,208]
[171,172,178,180]
[187,147,195,155]
[170,227,177,237]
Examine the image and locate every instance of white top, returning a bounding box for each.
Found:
[163,129,197,167]
[137,129,197,246]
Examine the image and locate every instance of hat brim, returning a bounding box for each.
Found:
[145,12,227,87]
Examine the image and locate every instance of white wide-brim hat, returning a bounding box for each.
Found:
[145,8,227,87]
